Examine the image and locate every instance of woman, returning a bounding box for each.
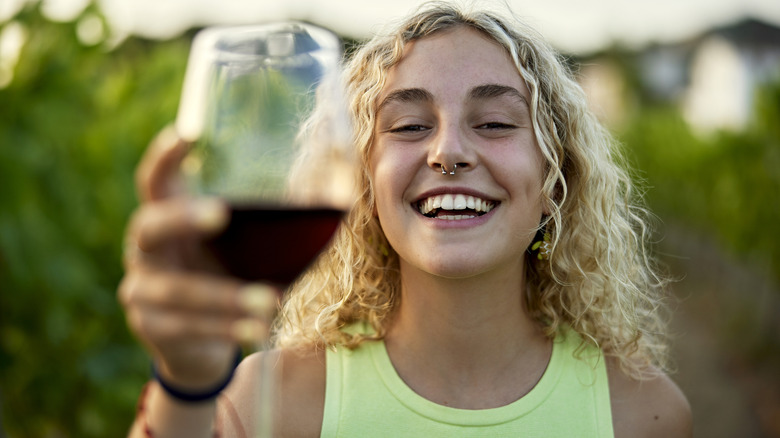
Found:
[121,3,691,436]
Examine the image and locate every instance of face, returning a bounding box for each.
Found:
[369,26,546,280]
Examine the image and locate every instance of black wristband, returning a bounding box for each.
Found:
[153,349,243,403]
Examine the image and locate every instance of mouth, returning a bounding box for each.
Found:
[416,193,497,220]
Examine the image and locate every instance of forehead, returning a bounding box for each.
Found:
[380,26,529,102]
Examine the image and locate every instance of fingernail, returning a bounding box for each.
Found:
[237,284,278,317]
[154,125,180,152]
[231,318,267,344]
[192,199,228,232]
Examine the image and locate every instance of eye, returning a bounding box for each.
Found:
[388,124,429,133]
[476,122,516,130]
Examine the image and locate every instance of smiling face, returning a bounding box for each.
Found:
[369,26,546,280]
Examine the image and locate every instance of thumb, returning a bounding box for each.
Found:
[136,125,191,202]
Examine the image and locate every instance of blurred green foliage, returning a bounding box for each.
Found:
[1,2,779,437]
[618,78,780,280]
[0,4,188,436]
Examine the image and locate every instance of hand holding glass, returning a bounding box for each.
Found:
[175,23,351,437]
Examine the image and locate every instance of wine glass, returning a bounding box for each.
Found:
[174,22,353,436]
[177,22,352,284]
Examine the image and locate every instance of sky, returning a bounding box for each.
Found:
[2,0,780,53]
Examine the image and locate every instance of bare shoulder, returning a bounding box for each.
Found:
[607,359,692,438]
[221,346,326,437]
[277,346,327,436]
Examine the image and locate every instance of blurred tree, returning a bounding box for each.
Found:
[0,3,189,436]
[618,78,780,283]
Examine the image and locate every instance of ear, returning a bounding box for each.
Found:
[545,174,566,217]
[542,199,552,217]
[539,187,553,217]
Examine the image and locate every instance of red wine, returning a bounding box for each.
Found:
[205,206,344,285]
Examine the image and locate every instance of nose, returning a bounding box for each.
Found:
[427,124,474,175]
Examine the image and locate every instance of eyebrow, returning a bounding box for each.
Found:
[377,88,433,114]
[469,84,529,107]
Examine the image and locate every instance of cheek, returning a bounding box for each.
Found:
[496,155,547,216]
[367,148,382,216]
[370,147,406,202]
[368,157,394,220]
[518,144,547,199]
[369,160,415,241]
[371,169,395,220]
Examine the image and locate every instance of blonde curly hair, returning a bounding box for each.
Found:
[274,1,671,378]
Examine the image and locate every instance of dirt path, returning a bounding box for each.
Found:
[672,296,764,437]
[662,226,780,437]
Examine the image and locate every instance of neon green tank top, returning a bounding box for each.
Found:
[321,323,613,437]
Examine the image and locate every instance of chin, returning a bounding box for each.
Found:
[418,250,528,280]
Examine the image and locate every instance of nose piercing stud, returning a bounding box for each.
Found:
[441,164,457,175]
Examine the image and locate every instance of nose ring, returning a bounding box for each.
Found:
[441,164,457,175]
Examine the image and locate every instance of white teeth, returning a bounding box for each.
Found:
[439,214,469,220]
[454,194,467,210]
[441,195,454,210]
[417,193,495,217]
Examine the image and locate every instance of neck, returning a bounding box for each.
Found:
[391,261,537,345]
[384,260,551,409]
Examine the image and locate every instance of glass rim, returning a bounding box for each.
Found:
[175,21,343,142]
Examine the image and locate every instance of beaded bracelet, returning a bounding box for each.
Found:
[153,349,243,403]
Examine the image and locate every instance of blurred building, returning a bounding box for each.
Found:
[580,18,780,133]
[578,58,631,126]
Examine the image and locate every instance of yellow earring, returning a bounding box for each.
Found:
[531,232,551,260]
[368,236,389,258]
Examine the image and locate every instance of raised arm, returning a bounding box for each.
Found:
[119,127,277,437]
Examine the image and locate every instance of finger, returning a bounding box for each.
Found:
[128,197,228,255]
[136,125,190,202]
[125,303,272,346]
[119,269,237,316]
[230,317,272,346]
[235,284,280,320]
[119,270,279,320]
[126,305,240,343]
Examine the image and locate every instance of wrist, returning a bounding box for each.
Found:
[135,382,220,438]
[153,349,242,403]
